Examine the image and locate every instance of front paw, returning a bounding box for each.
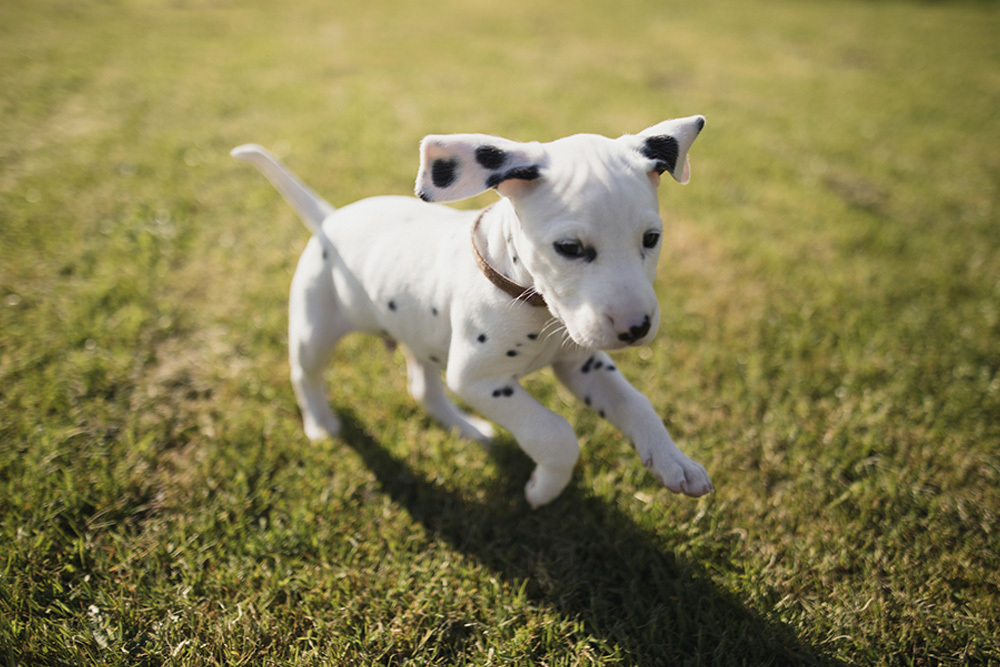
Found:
[643,452,714,497]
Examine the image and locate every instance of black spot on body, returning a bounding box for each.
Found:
[606,365,616,372]
[485,165,541,189]
[506,350,518,357]
[593,360,603,370]
[527,333,538,340]
[599,409,606,419]
[431,307,438,316]
[322,249,328,260]
[477,333,487,343]
[581,356,596,373]
[492,386,514,398]
[475,145,508,170]
[430,355,440,364]
[388,300,397,311]
[584,396,592,407]
[431,158,459,188]
[418,189,433,202]
[641,135,680,175]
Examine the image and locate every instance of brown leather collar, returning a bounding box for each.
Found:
[471,208,547,308]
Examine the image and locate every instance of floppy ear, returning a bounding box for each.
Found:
[415,134,547,203]
[627,115,705,185]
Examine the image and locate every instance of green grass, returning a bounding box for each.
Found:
[2,0,998,664]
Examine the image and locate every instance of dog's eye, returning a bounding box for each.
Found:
[642,231,661,249]
[554,240,586,260]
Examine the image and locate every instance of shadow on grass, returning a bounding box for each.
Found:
[338,409,842,666]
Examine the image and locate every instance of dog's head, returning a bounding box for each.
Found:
[416,116,704,350]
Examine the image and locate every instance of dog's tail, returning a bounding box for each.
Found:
[231,144,336,238]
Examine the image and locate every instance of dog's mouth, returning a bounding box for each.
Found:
[553,308,657,351]
[579,333,650,351]
[565,331,646,352]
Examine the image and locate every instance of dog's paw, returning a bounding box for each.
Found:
[524,465,575,509]
[645,453,714,497]
[459,416,496,446]
[303,413,341,440]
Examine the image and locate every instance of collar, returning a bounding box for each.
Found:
[470,207,547,308]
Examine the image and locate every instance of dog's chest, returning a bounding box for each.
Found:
[321,197,567,374]
[376,277,564,377]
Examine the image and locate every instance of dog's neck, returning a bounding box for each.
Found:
[474,200,540,300]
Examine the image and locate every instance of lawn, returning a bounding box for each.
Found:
[1,0,998,664]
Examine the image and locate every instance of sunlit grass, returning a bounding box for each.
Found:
[1,0,998,664]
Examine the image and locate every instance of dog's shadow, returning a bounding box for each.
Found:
[337,410,840,666]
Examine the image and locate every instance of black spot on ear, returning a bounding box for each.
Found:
[475,145,508,170]
[485,165,541,189]
[641,135,680,175]
[477,333,488,343]
[431,158,459,188]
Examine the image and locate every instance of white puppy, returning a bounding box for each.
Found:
[232,116,713,508]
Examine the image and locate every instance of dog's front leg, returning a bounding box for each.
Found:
[447,366,580,508]
[553,353,713,498]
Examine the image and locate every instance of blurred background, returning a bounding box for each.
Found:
[2,0,998,664]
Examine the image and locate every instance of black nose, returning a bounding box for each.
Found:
[617,315,651,344]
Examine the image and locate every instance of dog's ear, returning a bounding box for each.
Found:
[626,115,706,185]
[415,134,547,203]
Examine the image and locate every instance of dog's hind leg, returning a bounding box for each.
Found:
[401,346,495,444]
[289,239,348,440]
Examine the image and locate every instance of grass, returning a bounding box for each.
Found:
[1,0,998,664]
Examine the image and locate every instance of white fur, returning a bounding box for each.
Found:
[232,116,713,508]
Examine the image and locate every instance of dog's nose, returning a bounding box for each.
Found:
[617,315,651,344]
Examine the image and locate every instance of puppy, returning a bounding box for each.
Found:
[232,116,712,507]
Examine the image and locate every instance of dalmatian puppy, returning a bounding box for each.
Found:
[232,115,713,508]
